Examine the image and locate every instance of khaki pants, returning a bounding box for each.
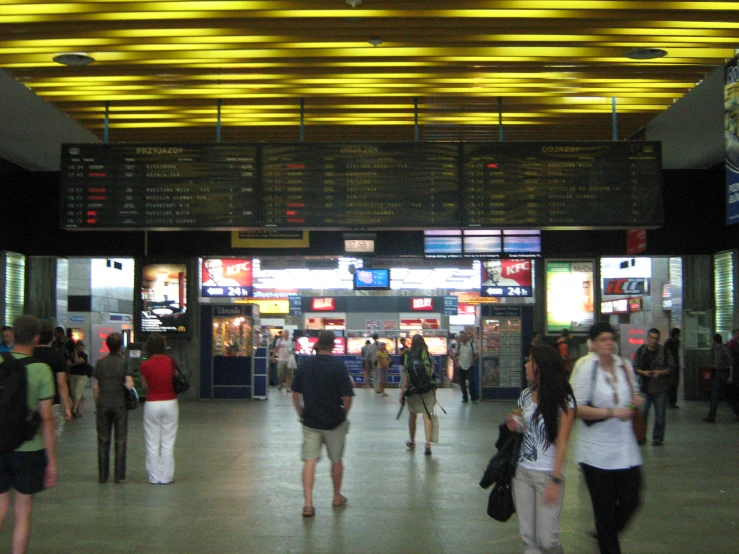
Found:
[512,466,564,554]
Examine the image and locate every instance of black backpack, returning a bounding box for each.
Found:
[405,349,435,395]
[0,352,41,454]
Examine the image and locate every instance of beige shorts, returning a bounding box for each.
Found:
[277,361,291,381]
[406,392,436,414]
[301,420,349,463]
[69,375,89,400]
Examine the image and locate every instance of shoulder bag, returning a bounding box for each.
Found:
[583,359,606,426]
[171,357,190,395]
[620,359,646,443]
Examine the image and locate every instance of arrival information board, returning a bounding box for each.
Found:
[60,144,258,229]
[261,143,459,228]
[463,142,663,228]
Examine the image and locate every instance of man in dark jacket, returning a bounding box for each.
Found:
[634,328,675,446]
[664,328,681,408]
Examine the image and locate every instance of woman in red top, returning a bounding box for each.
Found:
[139,333,178,485]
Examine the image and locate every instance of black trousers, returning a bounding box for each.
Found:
[458,367,477,401]
[97,405,128,482]
[581,463,642,554]
[669,367,680,407]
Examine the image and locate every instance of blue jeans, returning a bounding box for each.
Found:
[642,390,668,442]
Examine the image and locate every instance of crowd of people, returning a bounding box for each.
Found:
[0,316,180,554]
[4,315,739,553]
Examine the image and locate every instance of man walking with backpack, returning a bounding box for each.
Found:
[456,331,478,403]
[0,315,57,554]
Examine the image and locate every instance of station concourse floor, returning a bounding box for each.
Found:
[4,387,738,554]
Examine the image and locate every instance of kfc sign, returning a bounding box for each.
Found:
[481,259,533,297]
[411,298,434,311]
[311,298,336,311]
[603,278,649,295]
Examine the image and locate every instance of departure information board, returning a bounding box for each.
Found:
[463,142,663,228]
[60,141,664,230]
[261,143,459,228]
[60,144,258,229]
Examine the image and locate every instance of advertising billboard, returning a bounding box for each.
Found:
[546,261,594,333]
[200,258,253,298]
[140,262,188,335]
[480,259,533,297]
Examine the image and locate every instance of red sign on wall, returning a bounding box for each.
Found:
[626,229,647,255]
[411,298,434,311]
[311,298,336,311]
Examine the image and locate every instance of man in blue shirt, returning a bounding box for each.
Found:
[0,325,14,352]
[291,331,354,517]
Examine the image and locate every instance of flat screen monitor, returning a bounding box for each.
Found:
[353,268,391,290]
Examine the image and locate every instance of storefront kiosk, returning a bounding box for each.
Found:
[199,304,265,399]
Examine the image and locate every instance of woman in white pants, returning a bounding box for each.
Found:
[508,345,576,553]
[139,333,179,485]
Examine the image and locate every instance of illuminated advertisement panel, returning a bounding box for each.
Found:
[546,261,594,333]
[140,263,188,335]
[481,259,533,297]
[201,258,253,298]
[295,336,346,355]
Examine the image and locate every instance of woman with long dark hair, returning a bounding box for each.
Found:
[399,334,436,455]
[570,322,643,554]
[508,345,576,553]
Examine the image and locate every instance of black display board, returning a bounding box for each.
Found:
[261,143,459,228]
[60,144,258,229]
[60,141,664,231]
[462,142,663,228]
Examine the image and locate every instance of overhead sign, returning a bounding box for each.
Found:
[411,298,435,311]
[626,229,647,255]
[481,259,533,297]
[443,296,459,315]
[603,278,650,295]
[311,298,336,311]
[200,258,253,298]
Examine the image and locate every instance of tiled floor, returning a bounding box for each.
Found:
[3,387,738,553]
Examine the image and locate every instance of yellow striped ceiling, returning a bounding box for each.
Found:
[0,0,736,142]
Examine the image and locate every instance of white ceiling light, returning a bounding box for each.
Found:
[624,48,667,60]
[53,52,95,66]
[345,0,362,7]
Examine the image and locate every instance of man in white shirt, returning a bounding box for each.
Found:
[456,332,478,403]
[273,330,294,392]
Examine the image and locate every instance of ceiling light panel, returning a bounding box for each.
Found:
[1,2,736,141]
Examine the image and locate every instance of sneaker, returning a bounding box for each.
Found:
[652,440,663,446]
[702,417,716,423]
[287,389,291,393]
[381,393,389,397]
[462,399,469,404]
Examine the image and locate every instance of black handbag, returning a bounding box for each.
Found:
[487,481,516,522]
[480,423,523,489]
[125,386,139,410]
[171,358,190,395]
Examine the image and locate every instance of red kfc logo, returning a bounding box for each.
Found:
[603,278,648,295]
[501,260,532,287]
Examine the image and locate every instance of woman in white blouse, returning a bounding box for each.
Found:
[508,345,576,553]
[570,322,644,554]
